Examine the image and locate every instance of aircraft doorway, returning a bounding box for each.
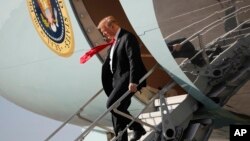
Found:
[70,0,186,103]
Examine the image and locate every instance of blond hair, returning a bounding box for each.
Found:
[97,16,119,29]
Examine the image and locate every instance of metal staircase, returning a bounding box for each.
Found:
[45,1,250,141]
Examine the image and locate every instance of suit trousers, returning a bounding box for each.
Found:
[106,83,144,141]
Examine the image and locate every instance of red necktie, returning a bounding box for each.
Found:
[80,39,115,64]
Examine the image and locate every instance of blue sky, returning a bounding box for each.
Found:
[0,96,106,141]
[0,96,80,141]
[0,1,106,140]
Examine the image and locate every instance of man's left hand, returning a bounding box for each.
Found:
[129,83,138,93]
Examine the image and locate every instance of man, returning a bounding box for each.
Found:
[167,38,223,67]
[98,16,147,141]
[166,38,204,66]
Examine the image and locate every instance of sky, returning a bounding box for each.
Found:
[0,96,78,141]
[0,96,106,141]
[0,1,106,141]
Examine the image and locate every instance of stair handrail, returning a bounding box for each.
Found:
[160,0,235,26]
[201,11,250,38]
[179,5,250,47]
[175,5,250,68]
[111,81,176,141]
[164,4,236,40]
[207,19,250,47]
[44,88,104,141]
[179,18,250,69]
[74,64,159,141]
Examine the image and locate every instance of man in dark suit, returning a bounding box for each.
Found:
[166,38,223,67]
[97,16,147,141]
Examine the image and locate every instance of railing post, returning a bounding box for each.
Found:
[74,64,159,141]
[197,34,210,65]
[111,81,176,141]
[44,88,103,141]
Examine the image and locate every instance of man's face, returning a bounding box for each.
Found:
[99,24,115,40]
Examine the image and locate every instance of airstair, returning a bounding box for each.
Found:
[45,1,250,141]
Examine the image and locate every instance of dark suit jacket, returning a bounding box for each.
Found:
[166,37,206,67]
[166,37,197,59]
[101,29,147,95]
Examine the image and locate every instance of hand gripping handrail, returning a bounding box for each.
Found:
[111,81,176,141]
[74,64,159,141]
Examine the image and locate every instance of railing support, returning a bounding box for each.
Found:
[111,81,176,141]
[197,34,210,65]
[74,64,159,141]
[44,88,103,141]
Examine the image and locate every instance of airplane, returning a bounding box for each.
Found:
[0,0,250,141]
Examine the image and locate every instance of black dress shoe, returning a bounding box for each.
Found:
[130,128,146,141]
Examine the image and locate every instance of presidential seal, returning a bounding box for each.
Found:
[27,0,74,57]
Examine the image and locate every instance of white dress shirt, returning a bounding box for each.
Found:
[109,28,121,73]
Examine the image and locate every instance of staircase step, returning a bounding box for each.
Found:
[129,94,188,140]
[154,94,187,107]
[139,111,162,119]
[127,112,162,141]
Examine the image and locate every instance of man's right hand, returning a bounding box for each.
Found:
[172,44,182,52]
